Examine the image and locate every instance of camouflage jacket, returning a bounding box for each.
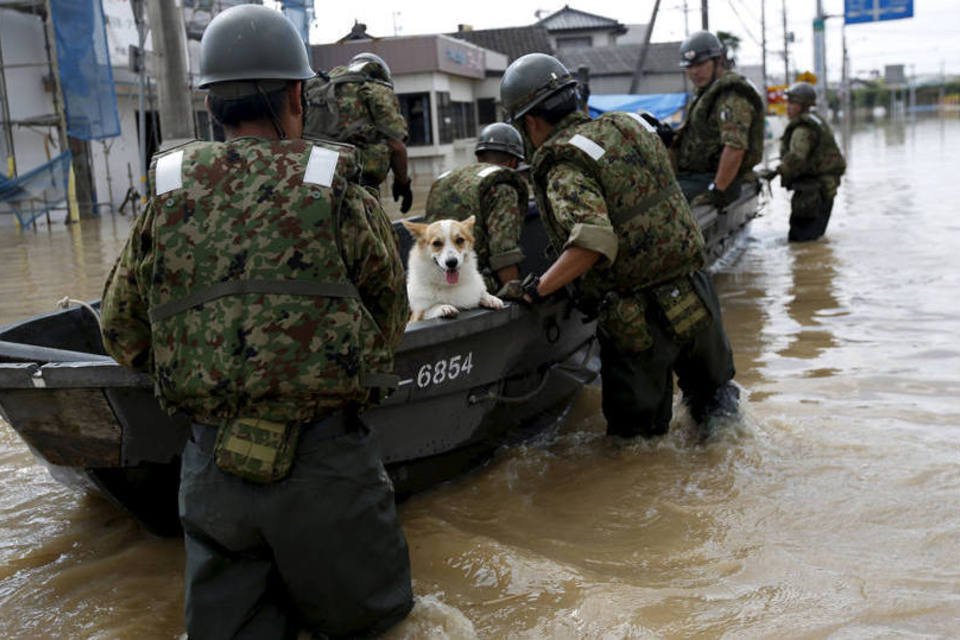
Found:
[304,63,408,186]
[674,71,765,176]
[424,162,527,277]
[100,137,408,424]
[779,111,846,194]
[532,111,705,312]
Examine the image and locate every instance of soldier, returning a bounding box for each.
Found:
[761,81,846,242]
[99,6,413,638]
[304,51,414,213]
[424,122,528,291]
[499,53,740,440]
[672,30,765,207]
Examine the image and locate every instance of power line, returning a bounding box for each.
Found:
[726,0,762,47]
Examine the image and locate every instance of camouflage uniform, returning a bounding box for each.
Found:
[304,63,409,190]
[425,162,528,291]
[673,71,765,201]
[778,112,846,241]
[531,111,737,438]
[101,136,412,638]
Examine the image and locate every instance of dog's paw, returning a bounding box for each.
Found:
[424,304,459,320]
[480,293,506,310]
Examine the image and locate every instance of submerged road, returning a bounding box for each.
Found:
[1,116,958,638]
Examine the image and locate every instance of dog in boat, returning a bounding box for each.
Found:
[401,216,505,322]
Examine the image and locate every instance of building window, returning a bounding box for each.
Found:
[436,92,477,144]
[556,35,592,50]
[476,98,497,127]
[398,92,432,146]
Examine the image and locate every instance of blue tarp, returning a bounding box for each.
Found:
[588,93,688,124]
[0,152,72,227]
[49,0,120,140]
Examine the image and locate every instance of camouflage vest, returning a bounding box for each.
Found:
[304,64,391,145]
[145,137,385,423]
[676,71,765,175]
[779,112,847,187]
[424,162,528,270]
[532,112,705,310]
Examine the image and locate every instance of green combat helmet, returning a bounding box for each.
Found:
[197,4,315,96]
[349,52,392,85]
[678,30,724,68]
[475,122,524,160]
[500,53,578,122]
[785,81,817,106]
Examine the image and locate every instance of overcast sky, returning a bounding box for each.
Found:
[297,0,959,81]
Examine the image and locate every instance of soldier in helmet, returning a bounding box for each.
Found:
[424,122,528,290]
[304,51,414,212]
[99,6,413,638]
[499,53,740,441]
[762,81,846,241]
[673,30,765,207]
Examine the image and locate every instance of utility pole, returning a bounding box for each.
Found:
[761,0,768,110]
[813,0,828,109]
[701,0,709,31]
[147,0,193,145]
[782,0,789,83]
[630,0,662,93]
[682,0,689,36]
[131,0,147,205]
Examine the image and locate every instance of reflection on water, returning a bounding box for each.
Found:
[2,117,960,638]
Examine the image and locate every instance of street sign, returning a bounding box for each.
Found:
[844,0,914,24]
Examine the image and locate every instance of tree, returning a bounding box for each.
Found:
[716,31,741,66]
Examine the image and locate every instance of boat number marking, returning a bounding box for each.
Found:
[415,352,474,389]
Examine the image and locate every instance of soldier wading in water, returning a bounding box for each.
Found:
[498,53,740,441]
[672,30,765,208]
[761,81,847,242]
[100,6,413,638]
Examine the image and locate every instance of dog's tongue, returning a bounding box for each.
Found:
[445,270,459,285]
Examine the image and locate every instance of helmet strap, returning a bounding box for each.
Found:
[256,82,287,140]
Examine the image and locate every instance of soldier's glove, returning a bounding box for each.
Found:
[691,182,734,209]
[759,168,779,182]
[392,177,413,213]
[496,273,544,304]
[496,279,526,301]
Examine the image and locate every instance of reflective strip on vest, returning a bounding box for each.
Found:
[568,134,606,161]
[155,150,184,195]
[625,111,657,134]
[477,165,501,178]
[148,279,360,323]
[304,146,339,187]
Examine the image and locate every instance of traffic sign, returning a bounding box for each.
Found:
[845,0,914,24]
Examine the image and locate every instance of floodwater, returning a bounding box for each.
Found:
[1,116,959,639]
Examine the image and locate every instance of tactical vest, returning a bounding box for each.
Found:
[424,162,528,270]
[779,112,847,187]
[145,137,390,423]
[532,112,705,311]
[303,64,392,145]
[676,72,765,175]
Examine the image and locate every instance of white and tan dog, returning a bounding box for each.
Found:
[401,216,505,321]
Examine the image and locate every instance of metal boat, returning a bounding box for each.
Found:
[0,184,760,536]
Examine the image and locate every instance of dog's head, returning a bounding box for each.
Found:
[402,216,476,285]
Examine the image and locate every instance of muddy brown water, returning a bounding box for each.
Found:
[1,117,958,639]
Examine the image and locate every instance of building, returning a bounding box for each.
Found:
[311,35,508,179]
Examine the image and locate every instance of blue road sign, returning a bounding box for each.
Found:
[845,0,914,24]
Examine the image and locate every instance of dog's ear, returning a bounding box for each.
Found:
[401,220,427,239]
[462,215,476,232]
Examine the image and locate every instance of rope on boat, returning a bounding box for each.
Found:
[56,297,102,328]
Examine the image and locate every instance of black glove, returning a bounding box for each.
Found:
[496,279,525,301]
[392,177,413,214]
[691,182,736,209]
[759,168,779,181]
[496,273,544,304]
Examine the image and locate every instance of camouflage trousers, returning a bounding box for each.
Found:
[598,270,736,439]
[788,179,834,242]
[179,413,413,640]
